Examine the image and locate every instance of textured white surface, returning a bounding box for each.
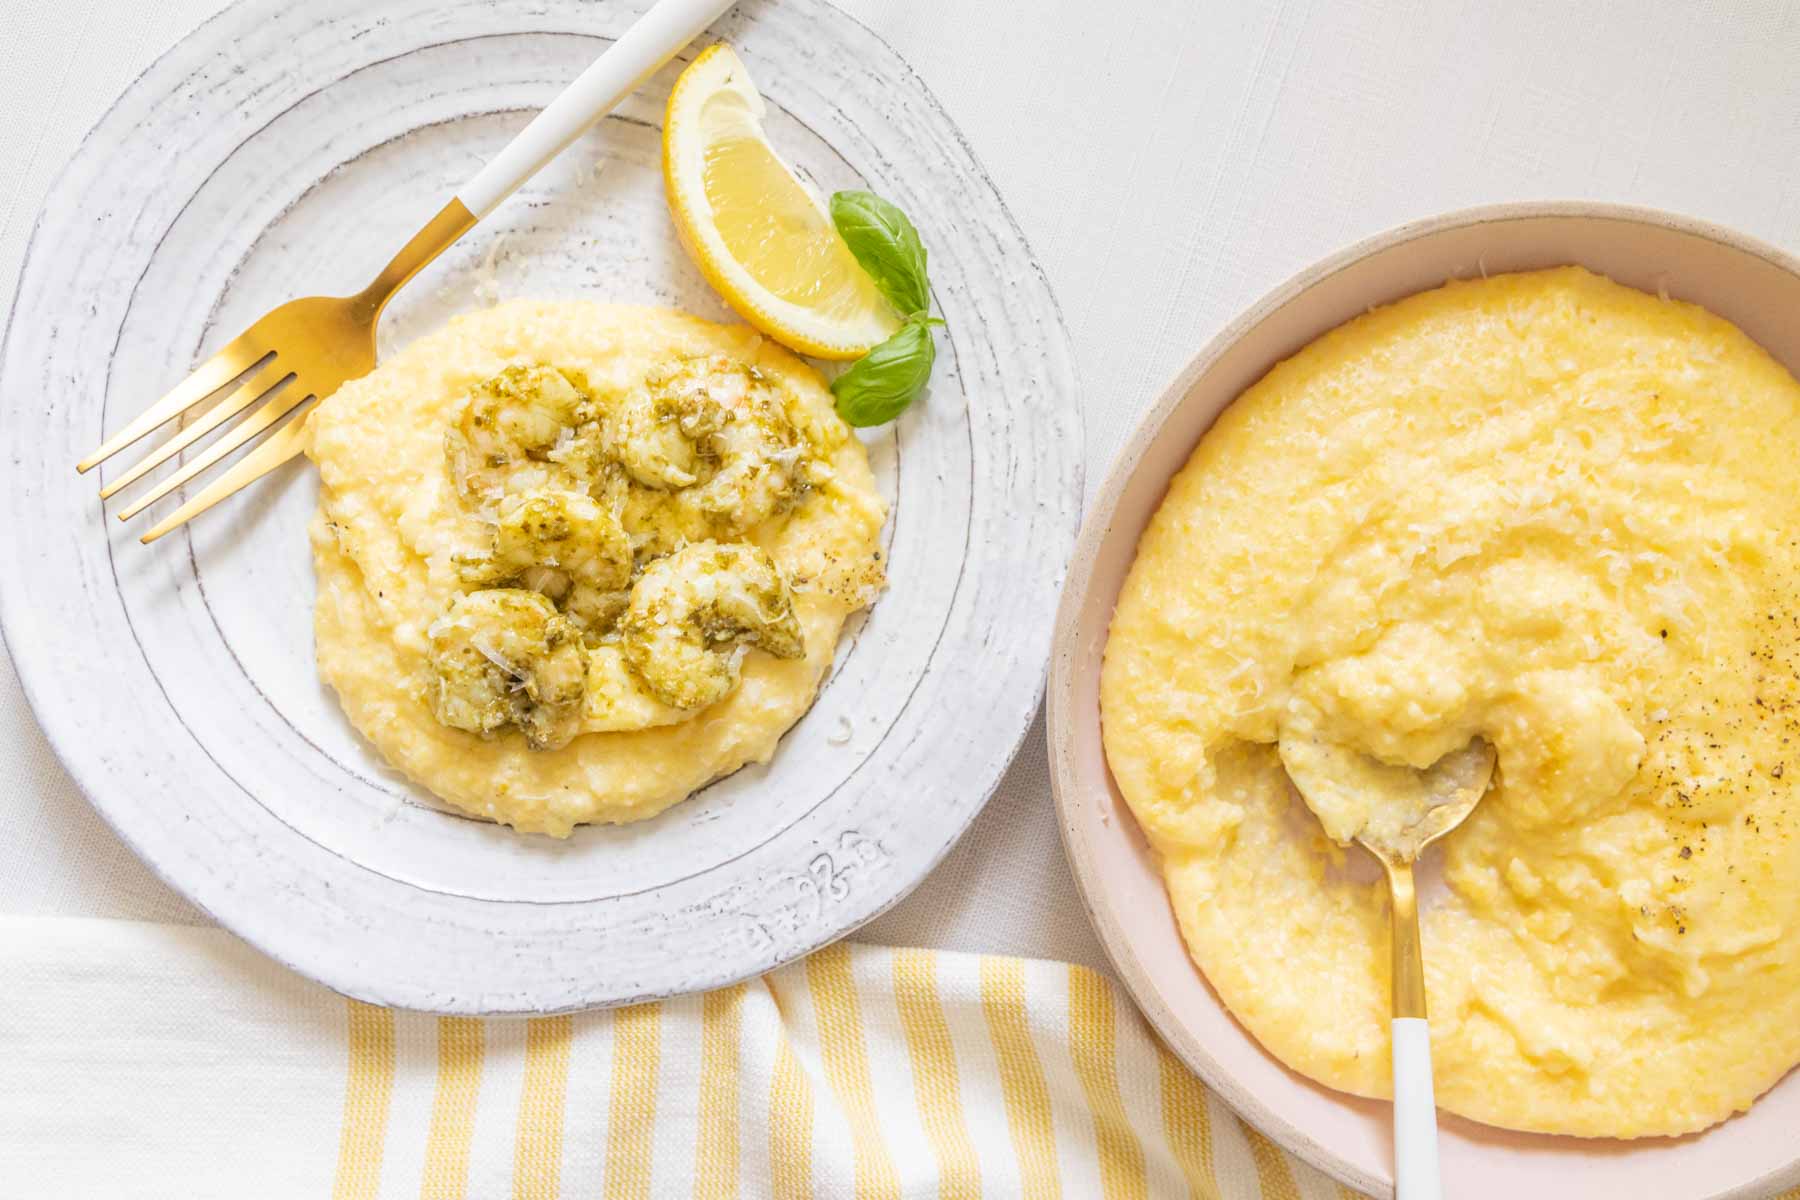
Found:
[4,0,1800,976]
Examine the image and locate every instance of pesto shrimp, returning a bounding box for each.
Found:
[461,488,633,631]
[612,357,814,552]
[604,369,733,490]
[444,364,594,504]
[618,541,804,709]
[427,588,587,750]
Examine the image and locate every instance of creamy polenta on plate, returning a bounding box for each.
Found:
[307,302,885,836]
[1101,267,1800,1137]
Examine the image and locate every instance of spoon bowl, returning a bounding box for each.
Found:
[1363,739,1495,867]
[1278,735,1496,866]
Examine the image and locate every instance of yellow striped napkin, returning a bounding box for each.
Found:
[4,915,1365,1199]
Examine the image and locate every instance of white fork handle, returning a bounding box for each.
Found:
[456,0,737,218]
[1392,1017,1442,1200]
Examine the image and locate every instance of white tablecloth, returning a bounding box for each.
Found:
[5,0,1800,971]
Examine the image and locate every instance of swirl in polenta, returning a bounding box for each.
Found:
[307,302,885,836]
[1100,267,1800,1136]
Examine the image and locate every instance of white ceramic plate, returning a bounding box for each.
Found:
[0,0,1080,1012]
[1048,203,1800,1200]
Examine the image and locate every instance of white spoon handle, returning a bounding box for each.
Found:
[1392,1017,1442,1200]
[457,0,736,218]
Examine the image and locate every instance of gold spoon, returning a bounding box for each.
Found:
[1277,736,1497,1200]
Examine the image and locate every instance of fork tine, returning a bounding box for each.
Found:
[138,412,315,544]
[77,338,272,474]
[116,383,315,522]
[98,358,295,500]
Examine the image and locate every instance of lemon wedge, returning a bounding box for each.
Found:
[663,44,902,360]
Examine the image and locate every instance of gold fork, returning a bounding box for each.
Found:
[81,0,735,543]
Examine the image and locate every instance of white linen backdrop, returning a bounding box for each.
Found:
[5,0,1800,969]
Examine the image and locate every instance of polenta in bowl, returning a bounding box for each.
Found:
[307,301,886,837]
[1099,265,1800,1139]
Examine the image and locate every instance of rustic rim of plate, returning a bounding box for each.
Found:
[0,0,1082,1013]
[1047,201,1800,1199]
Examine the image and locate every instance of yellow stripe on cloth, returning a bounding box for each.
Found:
[768,1025,815,1200]
[1068,965,1149,1200]
[806,942,902,1200]
[893,949,982,1199]
[696,984,746,1200]
[332,1001,396,1200]
[604,1003,662,1200]
[979,957,1061,1200]
[1155,1040,1216,1199]
[1240,1120,1302,1200]
[421,1017,484,1200]
[514,1016,572,1200]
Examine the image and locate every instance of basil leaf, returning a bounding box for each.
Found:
[830,190,930,317]
[831,318,936,427]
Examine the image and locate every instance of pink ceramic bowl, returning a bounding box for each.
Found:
[1047,202,1800,1200]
